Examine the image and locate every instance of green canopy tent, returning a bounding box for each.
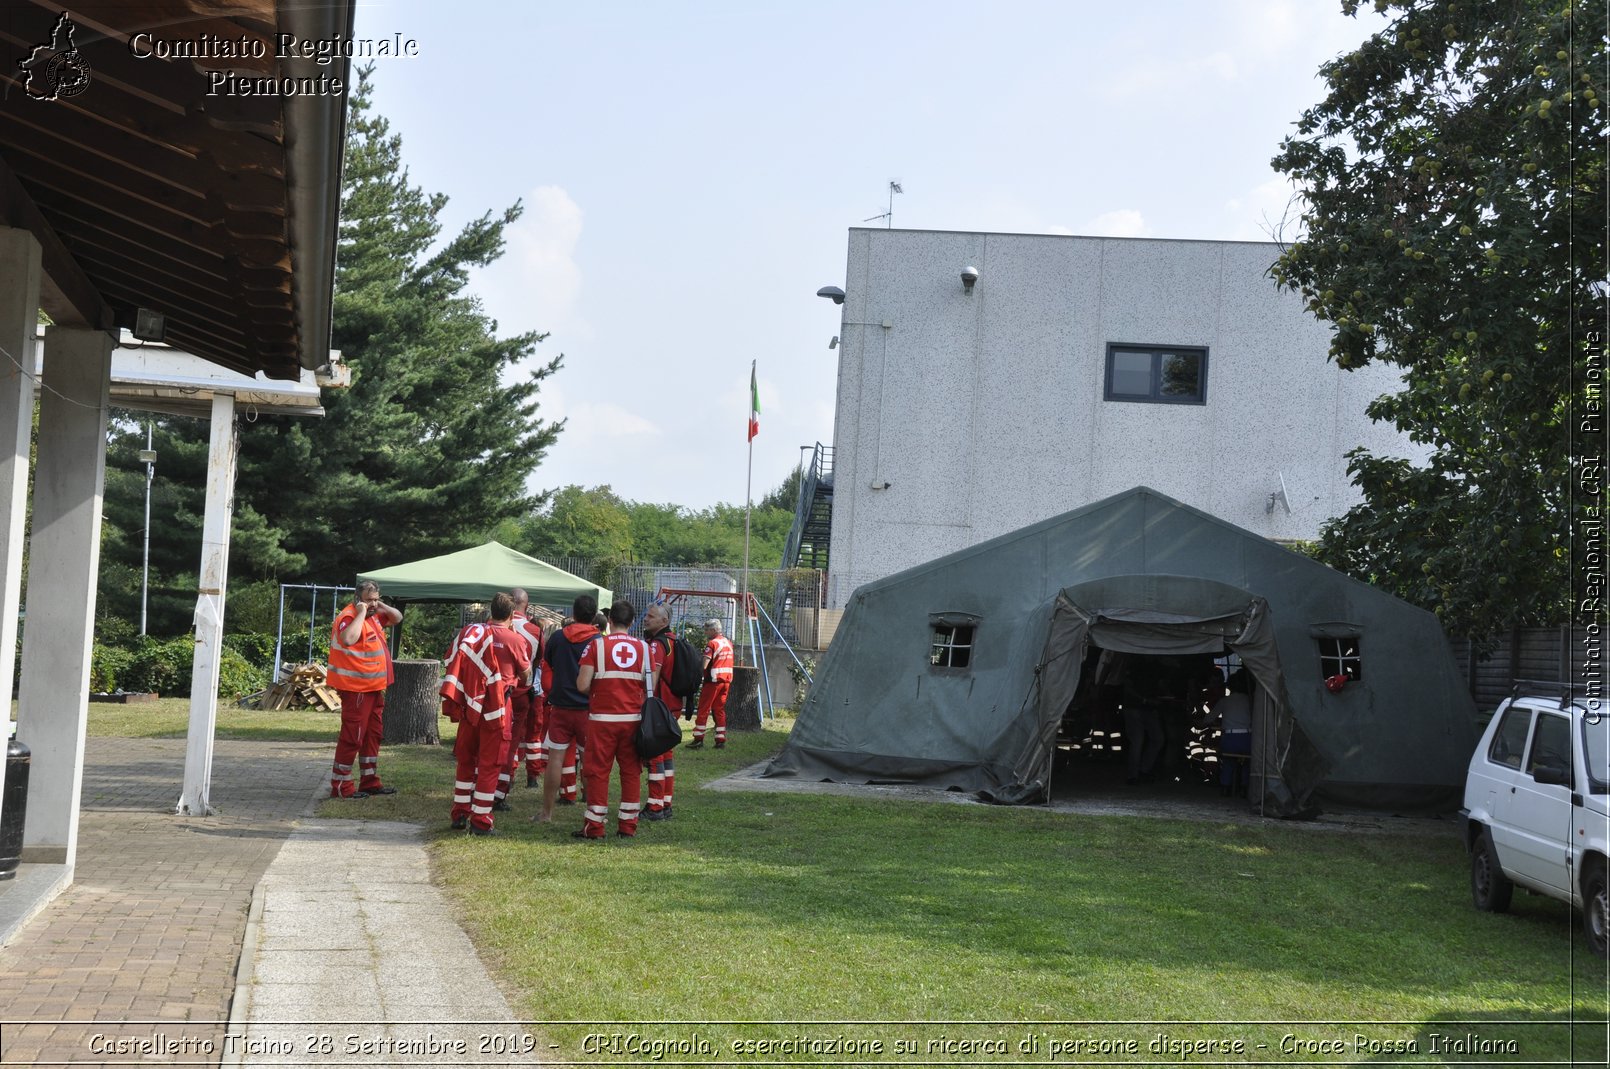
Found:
[357,541,611,609]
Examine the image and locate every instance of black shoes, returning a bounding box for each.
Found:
[451,815,468,830]
[491,799,511,812]
[713,740,725,749]
[688,738,704,750]
[469,824,495,837]
[366,786,398,796]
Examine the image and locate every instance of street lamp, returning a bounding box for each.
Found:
[138,425,156,636]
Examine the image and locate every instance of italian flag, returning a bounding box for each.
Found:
[748,362,760,442]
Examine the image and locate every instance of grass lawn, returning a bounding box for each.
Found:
[80,695,338,741]
[302,718,1606,1066]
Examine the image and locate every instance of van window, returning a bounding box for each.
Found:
[1584,715,1607,795]
[1487,706,1531,770]
[1524,713,1572,786]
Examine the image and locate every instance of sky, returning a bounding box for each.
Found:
[353,0,1390,511]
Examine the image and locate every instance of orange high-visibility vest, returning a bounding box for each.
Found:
[328,604,388,693]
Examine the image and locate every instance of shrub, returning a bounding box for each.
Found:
[121,635,196,697]
[217,645,268,699]
[90,643,136,693]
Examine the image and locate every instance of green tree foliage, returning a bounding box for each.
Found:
[96,67,563,638]
[1271,0,1604,639]
[515,482,796,569]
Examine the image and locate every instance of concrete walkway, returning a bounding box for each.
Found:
[226,820,532,1066]
[0,736,534,1067]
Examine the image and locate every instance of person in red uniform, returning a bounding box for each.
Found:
[498,588,546,803]
[327,581,402,798]
[641,601,678,821]
[574,599,660,839]
[689,617,734,749]
[534,594,600,824]
[441,619,499,831]
[443,593,531,835]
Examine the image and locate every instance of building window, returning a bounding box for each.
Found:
[930,624,975,669]
[1317,636,1362,681]
[1104,344,1208,404]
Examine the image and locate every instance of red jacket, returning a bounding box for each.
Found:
[440,623,506,724]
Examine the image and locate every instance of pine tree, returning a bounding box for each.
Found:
[98,66,563,631]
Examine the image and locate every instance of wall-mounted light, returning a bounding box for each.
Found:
[828,336,839,350]
[133,307,166,343]
[961,266,979,296]
[816,285,846,305]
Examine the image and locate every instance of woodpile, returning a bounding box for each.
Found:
[240,662,342,711]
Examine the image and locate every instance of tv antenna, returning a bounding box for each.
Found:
[864,179,903,228]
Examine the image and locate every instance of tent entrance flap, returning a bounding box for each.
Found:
[1008,586,1329,815]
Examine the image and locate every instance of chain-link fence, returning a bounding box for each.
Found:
[536,560,831,653]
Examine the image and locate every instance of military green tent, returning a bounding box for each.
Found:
[765,487,1475,813]
[357,541,611,610]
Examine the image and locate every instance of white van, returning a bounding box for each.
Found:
[1459,685,1608,957]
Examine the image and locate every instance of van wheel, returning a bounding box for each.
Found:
[1471,829,1513,913]
[1584,865,1608,959]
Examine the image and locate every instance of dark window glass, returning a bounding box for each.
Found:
[930,624,975,670]
[1525,713,1573,786]
[1317,636,1362,681]
[1104,345,1208,404]
[1489,706,1531,769]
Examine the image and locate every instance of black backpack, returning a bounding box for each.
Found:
[656,632,704,699]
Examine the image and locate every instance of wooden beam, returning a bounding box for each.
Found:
[0,153,108,329]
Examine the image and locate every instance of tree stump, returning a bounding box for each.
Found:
[385,659,441,745]
[726,667,763,732]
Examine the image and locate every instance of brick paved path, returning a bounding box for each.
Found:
[0,736,328,1066]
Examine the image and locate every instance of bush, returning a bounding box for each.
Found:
[121,635,196,697]
[90,643,136,693]
[223,631,277,666]
[217,645,268,699]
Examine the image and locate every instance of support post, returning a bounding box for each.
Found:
[0,228,43,848]
[17,326,113,867]
[178,392,237,816]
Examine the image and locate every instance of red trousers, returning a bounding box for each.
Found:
[580,718,643,837]
[694,680,730,742]
[647,751,675,812]
[453,712,510,831]
[501,689,545,796]
[546,707,587,802]
[331,690,386,797]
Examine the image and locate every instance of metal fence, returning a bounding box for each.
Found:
[541,560,830,653]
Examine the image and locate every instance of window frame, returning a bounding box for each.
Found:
[1317,635,1363,682]
[1487,705,1532,770]
[928,622,976,672]
[1103,343,1210,405]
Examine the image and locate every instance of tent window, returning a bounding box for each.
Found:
[930,624,975,670]
[1104,344,1208,404]
[1317,636,1362,681]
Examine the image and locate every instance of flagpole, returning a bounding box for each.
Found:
[742,359,755,609]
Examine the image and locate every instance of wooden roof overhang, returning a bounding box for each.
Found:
[0,0,352,380]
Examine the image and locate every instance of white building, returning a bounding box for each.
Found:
[818,228,1424,603]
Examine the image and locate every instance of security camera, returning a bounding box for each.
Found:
[961,266,979,295]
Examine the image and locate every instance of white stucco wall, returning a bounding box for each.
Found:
[825,228,1423,601]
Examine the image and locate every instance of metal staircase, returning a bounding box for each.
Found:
[781,443,834,570]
